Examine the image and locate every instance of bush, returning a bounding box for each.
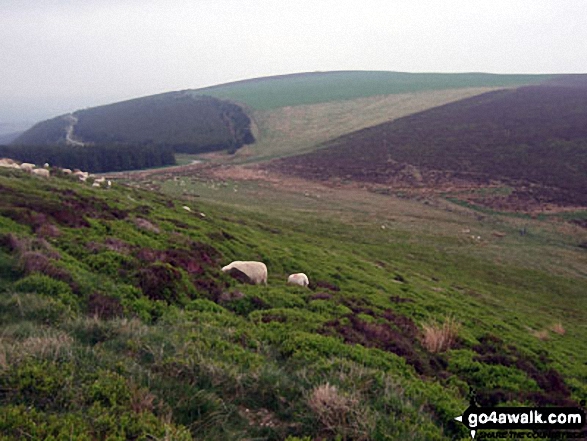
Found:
[12,274,79,310]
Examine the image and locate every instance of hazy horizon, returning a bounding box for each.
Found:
[1,0,585,126]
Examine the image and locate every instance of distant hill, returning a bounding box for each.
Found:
[6,71,561,172]
[12,92,255,154]
[0,132,23,145]
[197,71,554,110]
[270,76,587,208]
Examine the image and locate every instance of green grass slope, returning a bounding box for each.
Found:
[0,162,586,439]
[197,71,554,110]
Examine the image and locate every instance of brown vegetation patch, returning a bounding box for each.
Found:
[133,217,160,234]
[1,187,128,229]
[217,290,245,303]
[389,296,414,303]
[310,280,340,292]
[87,293,123,319]
[323,311,447,377]
[309,292,333,301]
[136,263,186,302]
[135,241,220,276]
[472,334,574,406]
[421,316,461,353]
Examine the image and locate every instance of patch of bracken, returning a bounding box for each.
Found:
[471,333,575,406]
[87,292,123,319]
[339,297,375,316]
[217,290,245,303]
[193,277,225,300]
[207,230,235,242]
[2,187,128,228]
[389,295,414,303]
[309,292,333,301]
[322,313,447,377]
[136,263,186,302]
[310,280,340,292]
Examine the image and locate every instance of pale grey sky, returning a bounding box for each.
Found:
[1,0,585,124]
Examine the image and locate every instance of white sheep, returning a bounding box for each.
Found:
[287,273,309,287]
[222,261,267,285]
[20,163,36,172]
[31,168,50,178]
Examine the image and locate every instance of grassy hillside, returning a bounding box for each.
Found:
[12,92,255,155]
[197,71,554,110]
[271,80,587,208]
[1,163,586,439]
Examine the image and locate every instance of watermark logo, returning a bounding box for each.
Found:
[454,394,586,439]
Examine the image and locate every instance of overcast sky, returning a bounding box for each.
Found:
[1,0,585,124]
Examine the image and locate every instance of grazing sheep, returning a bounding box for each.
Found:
[61,168,72,174]
[222,261,267,285]
[92,181,101,188]
[0,158,21,169]
[182,206,192,212]
[73,170,89,181]
[31,168,50,178]
[287,273,309,287]
[20,162,36,172]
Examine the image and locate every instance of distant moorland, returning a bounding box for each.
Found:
[271,76,587,208]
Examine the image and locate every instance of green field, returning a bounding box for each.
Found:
[197,71,553,110]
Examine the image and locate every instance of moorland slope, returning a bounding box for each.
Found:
[271,76,587,209]
[0,160,586,439]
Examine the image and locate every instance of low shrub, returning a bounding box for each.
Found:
[12,273,79,311]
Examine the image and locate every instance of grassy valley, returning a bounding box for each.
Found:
[1,156,585,439]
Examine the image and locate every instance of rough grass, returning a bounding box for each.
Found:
[0,167,586,440]
[421,316,461,353]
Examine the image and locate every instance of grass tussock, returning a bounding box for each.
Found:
[421,316,461,353]
[306,382,373,440]
[0,330,73,369]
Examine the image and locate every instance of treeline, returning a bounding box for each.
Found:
[71,93,254,154]
[0,143,176,173]
[12,93,255,157]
